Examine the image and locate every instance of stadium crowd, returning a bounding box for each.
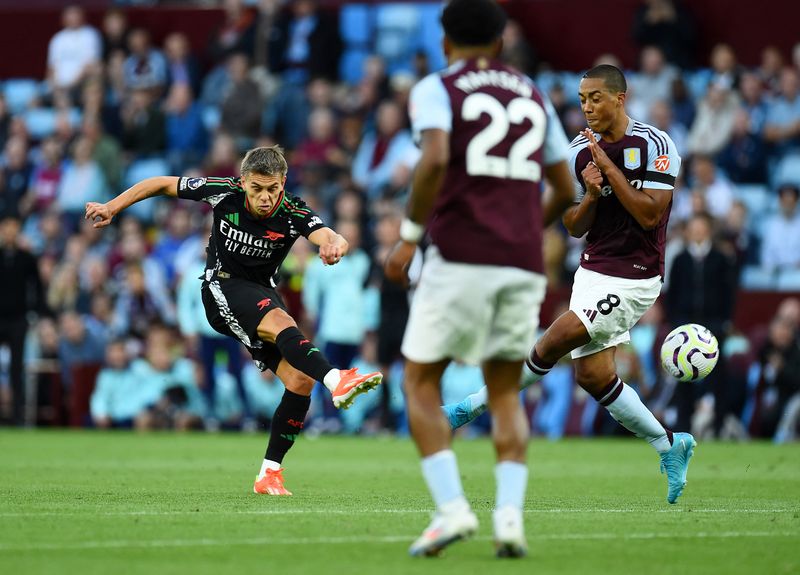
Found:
[0,0,798,443]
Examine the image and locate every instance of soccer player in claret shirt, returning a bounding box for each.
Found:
[443,64,697,504]
[385,0,575,558]
[85,145,382,496]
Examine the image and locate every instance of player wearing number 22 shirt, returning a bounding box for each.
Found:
[443,64,698,509]
[384,0,576,558]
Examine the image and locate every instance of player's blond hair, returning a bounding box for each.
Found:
[241,145,288,179]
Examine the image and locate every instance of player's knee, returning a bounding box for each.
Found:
[283,371,315,395]
[575,366,615,396]
[257,308,296,342]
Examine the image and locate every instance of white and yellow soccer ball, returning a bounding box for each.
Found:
[660,323,719,382]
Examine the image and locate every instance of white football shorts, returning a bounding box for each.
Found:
[569,266,662,359]
[401,246,547,365]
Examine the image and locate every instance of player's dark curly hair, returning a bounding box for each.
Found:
[441,0,507,47]
[241,145,288,178]
[583,64,627,93]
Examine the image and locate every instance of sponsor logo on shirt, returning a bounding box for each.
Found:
[262,230,285,241]
[654,155,670,172]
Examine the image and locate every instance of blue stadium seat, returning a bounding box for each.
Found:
[340,4,373,46]
[339,48,369,85]
[2,78,41,114]
[685,69,711,101]
[734,184,771,219]
[740,265,777,290]
[124,157,171,222]
[23,108,57,139]
[417,3,446,72]
[201,105,220,132]
[374,3,420,74]
[773,153,800,188]
[776,269,800,291]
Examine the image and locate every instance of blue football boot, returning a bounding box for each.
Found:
[659,432,697,504]
[442,397,487,430]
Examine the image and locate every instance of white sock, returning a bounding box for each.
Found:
[421,449,467,511]
[467,387,488,412]
[322,369,341,393]
[600,378,671,453]
[258,458,281,478]
[464,358,550,415]
[495,461,528,510]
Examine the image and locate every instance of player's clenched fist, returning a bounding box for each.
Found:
[581,162,603,197]
[85,202,114,228]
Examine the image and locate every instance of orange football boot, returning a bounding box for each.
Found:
[253,468,292,496]
[331,368,383,409]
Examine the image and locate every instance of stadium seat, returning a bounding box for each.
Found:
[772,153,800,188]
[124,157,171,222]
[417,3,446,72]
[734,184,771,219]
[339,48,370,85]
[340,4,373,46]
[776,269,800,291]
[23,108,57,139]
[740,265,777,290]
[685,69,711,101]
[374,3,420,74]
[2,78,41,114]
[201,105,220,132]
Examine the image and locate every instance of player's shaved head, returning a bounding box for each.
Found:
[583,64,627,94]
[441,0,507,47]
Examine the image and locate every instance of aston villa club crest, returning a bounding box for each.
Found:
[623,148,641,170]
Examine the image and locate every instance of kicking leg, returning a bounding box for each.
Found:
[575,348,695,504]
[257,308,382,409]
[253,360,313,496]
[406,359,478,557]
[443,311,591,429]
[483,359,529,558]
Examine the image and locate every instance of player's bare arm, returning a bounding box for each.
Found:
[384,128,449,285]
[85,176,179,228]
[563,162,602,237]
[308,227,349,266]
[542,160,577,227]
[582,129,672,230]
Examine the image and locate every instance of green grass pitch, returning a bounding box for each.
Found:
[1,431,798,575]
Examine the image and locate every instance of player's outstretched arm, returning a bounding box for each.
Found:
[542,160,577,227]
[308,227,349,266]
[85,176,179,228]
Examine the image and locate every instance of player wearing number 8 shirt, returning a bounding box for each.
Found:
[84,145,382,497]
[443,64,698,505]
[384,0,576,558]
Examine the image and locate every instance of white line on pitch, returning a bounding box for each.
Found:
[0,531,797,552]
[0,508,796,518]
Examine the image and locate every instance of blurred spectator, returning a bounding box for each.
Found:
[204,133,240,177]
[666,212,737,432]
[123,28,168,93]
[267,0,342,84]
[718,200,753,269]
[46,5,102,95]
[738,72,769,135]
[101,8,129,61]
[717,108,768,184]
[263,76,332,152]
[58,310,105,391]
[351,100,418,199]
[650,99,688,158]
[151,206,194,287]
[0,95,10,150]
[686,82,739,157]
[707,43,743,91]
[628,46,678,122]
[1,137,33,219]
[220,53,263,147]
[82,114,123,193]
[0,215,45,425]
[687,156,734,220]
[758,46,784,96]
[763,68,800,158]
[121,88,166,157]
[292,107,342,175]
[164,32,202,96]
[501,19,538,76]
[631,0,696,68]
[208,0,256,67]
[47,261,81,313]
[111,262,176,340]
[164,84,207,172]
[761,185,800,273]
[130,325,205,431]
[56,137,108,230]
[669,75,695,129]
[24,138,63,217]
[89,339,140,428]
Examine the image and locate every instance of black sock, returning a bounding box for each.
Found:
[274,327,335,382]
[265,389,311,464]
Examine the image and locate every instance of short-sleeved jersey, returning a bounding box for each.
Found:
[569,118,681,280]
[408,57,570,273]
[177,176,325,286]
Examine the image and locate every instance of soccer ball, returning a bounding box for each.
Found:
[660,323,719,382]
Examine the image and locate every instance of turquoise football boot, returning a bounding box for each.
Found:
[659,432,697,504]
